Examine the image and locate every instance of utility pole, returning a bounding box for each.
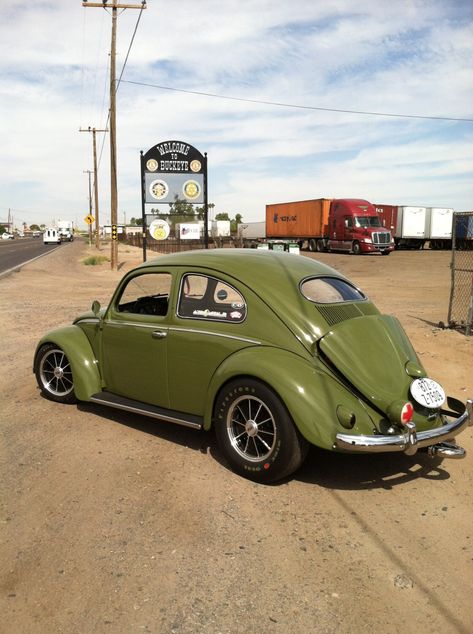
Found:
[83,0,147,270]
[80,127,107,249]
[84,170,94,246]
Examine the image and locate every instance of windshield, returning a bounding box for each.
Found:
[354,216,382,228]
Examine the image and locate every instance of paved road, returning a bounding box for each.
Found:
[0,237,65,276]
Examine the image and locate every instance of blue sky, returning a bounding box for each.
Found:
[0,0,472,229]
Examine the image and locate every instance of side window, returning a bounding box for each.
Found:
[178,274,247,322]
[117,272,171,316]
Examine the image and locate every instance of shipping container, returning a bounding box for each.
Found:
[266,199,331,251]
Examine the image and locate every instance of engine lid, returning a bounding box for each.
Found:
[318,314,425,413]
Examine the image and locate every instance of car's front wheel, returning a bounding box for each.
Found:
[35,344,77,404]
[214,378,308,483]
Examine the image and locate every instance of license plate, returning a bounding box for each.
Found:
[410,378,446,409]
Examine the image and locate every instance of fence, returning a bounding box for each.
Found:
[447,212,473,335]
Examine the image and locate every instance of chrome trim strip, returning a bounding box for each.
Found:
[335,399,472,454]
[168,326,260,345]
[89,396,202,430]
[103,321,259,344]
[106,320,168,330]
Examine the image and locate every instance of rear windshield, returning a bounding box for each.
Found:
[300,277,366,304]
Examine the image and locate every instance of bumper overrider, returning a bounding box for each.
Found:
[335,397,473,459]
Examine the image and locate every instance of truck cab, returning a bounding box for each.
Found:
[328,199,394,255]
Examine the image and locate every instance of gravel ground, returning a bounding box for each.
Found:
[1,240,472,633]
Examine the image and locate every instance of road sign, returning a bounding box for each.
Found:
[84,214,95,225]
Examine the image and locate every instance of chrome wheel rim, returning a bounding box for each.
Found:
[226,395,276,462]
[39,349,74,397]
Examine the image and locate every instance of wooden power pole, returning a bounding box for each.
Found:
[82,0,147,269]
[80,127,108,249]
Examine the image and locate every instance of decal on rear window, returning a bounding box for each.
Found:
[178,274,247,322]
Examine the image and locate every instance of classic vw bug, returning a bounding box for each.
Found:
[34,249,472,482]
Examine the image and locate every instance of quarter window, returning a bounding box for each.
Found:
[300,277,365,304]
[178,274,246,322]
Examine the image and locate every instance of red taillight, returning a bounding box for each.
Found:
[400,402,414,424]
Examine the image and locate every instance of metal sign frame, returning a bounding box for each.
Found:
[140,140,208,261]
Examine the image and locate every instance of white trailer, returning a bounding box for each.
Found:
[428,208,453,249]
[237,221,266,246]
[395,207,428,249]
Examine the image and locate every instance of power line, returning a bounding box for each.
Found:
[96,3,145,169]
[120,80,473,123]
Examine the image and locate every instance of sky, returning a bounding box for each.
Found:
[0,0,472,230]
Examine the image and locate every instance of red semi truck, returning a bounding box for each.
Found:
[266,198,394,255]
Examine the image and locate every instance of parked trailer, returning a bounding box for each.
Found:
[428,208,453,249]
[238,221,266,240]
[266,198,394,255]
[375,205,454,249]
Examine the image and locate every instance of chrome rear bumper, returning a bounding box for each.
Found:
[335,397,472,458]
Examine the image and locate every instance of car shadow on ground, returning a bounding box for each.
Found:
[295,445,450,490]
[76,403,451,490]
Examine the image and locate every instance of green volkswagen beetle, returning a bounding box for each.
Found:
[34,249,472,482]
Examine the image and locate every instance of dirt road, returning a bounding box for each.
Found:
[1,241,472,633]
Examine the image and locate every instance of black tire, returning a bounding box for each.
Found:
[352,241,362,255]
[316,239,325,252]
[308,239,317,252]
[381,250,391,256]
[35,344,77,404]
[214,378,309,483]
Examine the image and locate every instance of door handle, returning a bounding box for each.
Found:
[151,330,167,339]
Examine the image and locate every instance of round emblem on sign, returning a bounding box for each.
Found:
[190,160,201,173]
[146,159,158,172]
[149,219,170,241]
[149,179,169,200]
[183,180,201,200]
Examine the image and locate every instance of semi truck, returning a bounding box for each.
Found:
[265,198,394,255]
[57,220,74,242]
[374,205,453,249]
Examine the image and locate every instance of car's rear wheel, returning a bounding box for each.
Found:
[214,378,308,483]
[35,344,76,403]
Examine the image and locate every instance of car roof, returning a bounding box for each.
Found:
[138,248,342,285]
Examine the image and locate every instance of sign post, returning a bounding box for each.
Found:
[140,140,208,261]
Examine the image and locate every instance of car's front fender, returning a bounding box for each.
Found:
[34,325,102,401]
[204,346,377,451]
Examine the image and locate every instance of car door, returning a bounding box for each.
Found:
[100,270,172,408]
[166,271,253,416]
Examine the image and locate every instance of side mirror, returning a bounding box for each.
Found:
[91,300,101,317]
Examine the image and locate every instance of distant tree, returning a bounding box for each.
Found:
[30,224,41,231]
[215,212,230,221]
[0,226,6,235]
[168,196,195,217]
[129,217,142,226]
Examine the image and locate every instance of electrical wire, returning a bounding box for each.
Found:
[97,2,146,169]
[120,80,473,123]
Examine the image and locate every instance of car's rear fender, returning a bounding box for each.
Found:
[34,326,102,401]
[204,346,378,450]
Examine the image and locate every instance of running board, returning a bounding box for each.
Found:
[89,392,203,430]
